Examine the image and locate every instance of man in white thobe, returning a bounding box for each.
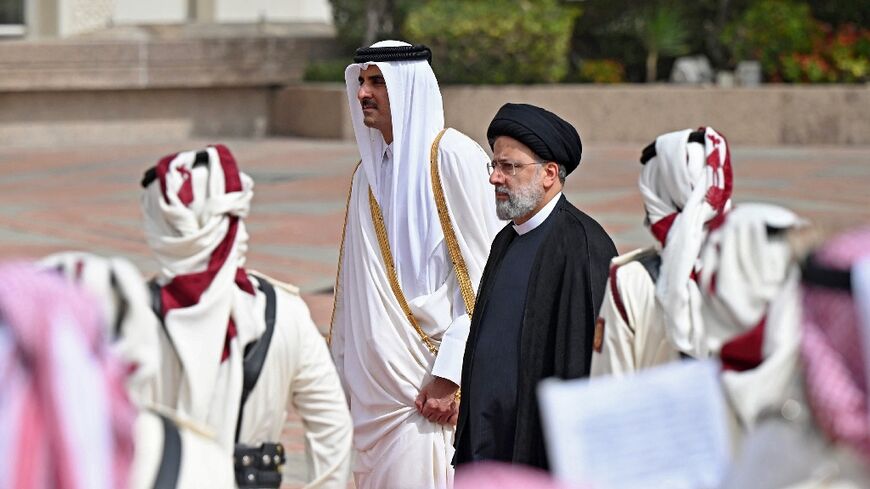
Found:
[140,145,353,488]
[590,127,733,376]
[329,41,502,489]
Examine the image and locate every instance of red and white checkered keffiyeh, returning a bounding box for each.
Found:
[0,262,135,489]
[141,144,261,450]
[639,126,733,356]
[801,227,870,463]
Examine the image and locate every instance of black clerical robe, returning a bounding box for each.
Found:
[454,194,617,469]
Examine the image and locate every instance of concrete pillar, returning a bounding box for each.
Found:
[24,0,60,38]
[189,0,214,22]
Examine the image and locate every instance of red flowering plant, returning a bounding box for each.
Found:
[781,22,869,83]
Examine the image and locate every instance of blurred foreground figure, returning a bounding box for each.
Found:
[454,462,579,489]
[42,252,234,489]
[591,126,733,376]
[722,226,870,489]
[141,145,352,488]
[695,203,804,435]
[0,262,135,489]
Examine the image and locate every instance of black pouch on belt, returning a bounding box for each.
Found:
[234,442,286,488]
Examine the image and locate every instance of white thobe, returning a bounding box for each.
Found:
[590,248,680,376]
[330,129,501,489]
[154,275,353,489]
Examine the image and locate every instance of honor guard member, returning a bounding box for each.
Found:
[590,127,733,376]
[141,145,353,489]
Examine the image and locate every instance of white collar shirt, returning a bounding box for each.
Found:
[512,192,562,236]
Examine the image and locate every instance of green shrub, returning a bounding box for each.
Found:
[722,0,820,80]
[576,59,626,83]
[303,58,350,83]
[403,0,579,84]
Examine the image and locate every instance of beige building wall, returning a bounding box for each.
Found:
[60,0,112,34]
[25,0,114,38]
[215,0,331,23]
[23,0,333,38]
[114,0,187,24]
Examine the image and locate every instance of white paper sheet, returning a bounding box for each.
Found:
[852,257,870,428]
[538,360,731,489]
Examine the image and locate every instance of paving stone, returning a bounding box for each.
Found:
[1,137,868,487]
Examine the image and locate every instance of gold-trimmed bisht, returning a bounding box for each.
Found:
[328,128,478,359]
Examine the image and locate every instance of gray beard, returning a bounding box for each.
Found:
[495,170,545,221]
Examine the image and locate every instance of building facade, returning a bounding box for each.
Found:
[1,0,332,38]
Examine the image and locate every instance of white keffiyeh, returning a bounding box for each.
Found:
[140,145,262,449]
[344,40,447,300]
[698,203,803,428]
[639,126,732,356]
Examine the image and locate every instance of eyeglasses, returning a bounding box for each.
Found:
[486,160,543,176]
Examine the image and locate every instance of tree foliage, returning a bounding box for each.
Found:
[404,0,579,84]
[634,5,690,81]
[722,0,820,79]
[325,0,866,84]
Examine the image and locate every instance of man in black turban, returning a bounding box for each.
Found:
[454,103,617,469]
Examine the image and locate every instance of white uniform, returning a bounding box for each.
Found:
[330,41,502,489]
[592,127,733,375]
[590,248,679,376]
[141,146,353,489]
[130,410,234,489]
[153,274,353,488]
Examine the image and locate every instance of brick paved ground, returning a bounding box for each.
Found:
[1,137,868,487]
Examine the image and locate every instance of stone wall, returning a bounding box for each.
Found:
[0,25,338,147]
[0,88,271,146]
[0,28,336,91]
[275,84,870,146]
[4,59,867,146]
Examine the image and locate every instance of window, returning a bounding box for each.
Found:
[0,0,25,37]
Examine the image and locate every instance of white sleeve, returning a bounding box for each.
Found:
[288,299,353,489]
[590,266,639,377]
[430,312,470,386]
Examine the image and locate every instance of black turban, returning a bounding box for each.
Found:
[486,103,582,175]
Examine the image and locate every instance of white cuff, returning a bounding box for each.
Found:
[430,314,471,386]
